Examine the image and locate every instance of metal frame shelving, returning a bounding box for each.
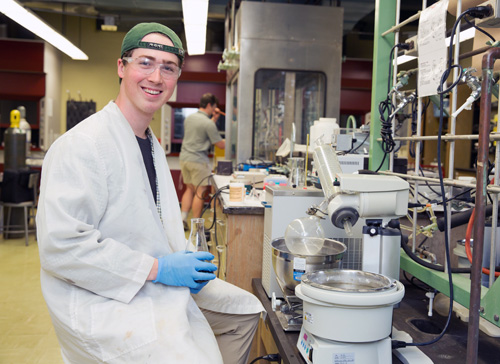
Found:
[370,1,500,362]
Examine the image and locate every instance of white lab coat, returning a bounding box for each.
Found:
[37,102,263,364]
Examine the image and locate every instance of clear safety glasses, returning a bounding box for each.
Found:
[122,56,182,80]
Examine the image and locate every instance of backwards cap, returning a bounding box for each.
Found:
[121,23,185,63]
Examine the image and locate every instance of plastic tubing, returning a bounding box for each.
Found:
[464,176,499,277]
[465,207,500,277]
[346,115,357,130]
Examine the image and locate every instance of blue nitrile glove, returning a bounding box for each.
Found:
[153,251,217,291]
[190,281,209,294]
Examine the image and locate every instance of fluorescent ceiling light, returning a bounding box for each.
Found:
[182,0,208,56]
[0,0,88,60]
[184,24,207,55]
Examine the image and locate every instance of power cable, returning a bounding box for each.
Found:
[249,354,281,364]
[376,45,404,172]
[343,132,370,155]
[464,15,496,43]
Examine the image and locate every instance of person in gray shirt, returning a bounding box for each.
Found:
[180,93,225,229]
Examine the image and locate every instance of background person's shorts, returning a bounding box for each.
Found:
[180,161,212,186]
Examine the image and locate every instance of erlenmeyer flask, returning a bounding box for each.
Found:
[187,218,211,283]
[187,218,209,252]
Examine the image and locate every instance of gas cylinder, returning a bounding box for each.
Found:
[4,109,27,170]
[18,106,32,155]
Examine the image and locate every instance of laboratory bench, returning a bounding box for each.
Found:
[252,278,500,364]
[212,174,266,293]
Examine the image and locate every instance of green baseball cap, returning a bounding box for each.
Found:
[121,22,185,64]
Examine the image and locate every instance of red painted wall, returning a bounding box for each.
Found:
[340,58,372,117]
[175,82,226,107]
[0,39,45,101]
[172,53,226,107]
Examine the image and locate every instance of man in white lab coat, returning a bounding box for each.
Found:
[37,23,263,364]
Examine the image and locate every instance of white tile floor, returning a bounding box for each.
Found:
[0,234,64,364]
[0,212,208,364]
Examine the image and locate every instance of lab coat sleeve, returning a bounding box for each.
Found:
[37,132,155,304]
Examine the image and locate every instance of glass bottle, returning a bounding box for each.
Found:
[187,218,209,252]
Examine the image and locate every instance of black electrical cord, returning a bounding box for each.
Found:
[410,155,494,207]
[201,180,227,227]
[194,174,216,200]
[464,15,496,43]
[437,6,493,96]
[407,184,476,207]
[409,98,429,159]
[446,187,475,204]
[249,354,281,364]
[343,132,370,154]
[376,43,411,173]
[418,165,443,197]
[376,42,416,172]
[438,64,464,95]
[408,185,434,203]
[418,236,429,249]
[403,270,435,292]
[199,182,229,278]
[397,56,455,350]
[374,151,388,173]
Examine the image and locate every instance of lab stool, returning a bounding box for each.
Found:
[1,170,39,246]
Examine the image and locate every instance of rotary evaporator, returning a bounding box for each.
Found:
[268,140,418,363]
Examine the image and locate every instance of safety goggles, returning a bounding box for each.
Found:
[122,56,182,80]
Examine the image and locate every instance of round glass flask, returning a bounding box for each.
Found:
[284,215,325,255]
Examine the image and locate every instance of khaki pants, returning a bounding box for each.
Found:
[202,309,260,364]
[180,160,212,187]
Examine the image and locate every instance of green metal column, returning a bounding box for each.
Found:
[369,0,396,171]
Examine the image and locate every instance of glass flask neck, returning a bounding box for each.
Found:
[191,218,205,233]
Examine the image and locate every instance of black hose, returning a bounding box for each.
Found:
[436,205,493,232]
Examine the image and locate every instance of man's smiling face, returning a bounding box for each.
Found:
[117,32,179,119]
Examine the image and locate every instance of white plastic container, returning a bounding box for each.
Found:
[309,117,339,146]
[229,182,245,202]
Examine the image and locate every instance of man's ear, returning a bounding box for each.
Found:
[117,58,125,79]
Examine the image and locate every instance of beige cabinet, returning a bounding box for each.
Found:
[214,201,264,293]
